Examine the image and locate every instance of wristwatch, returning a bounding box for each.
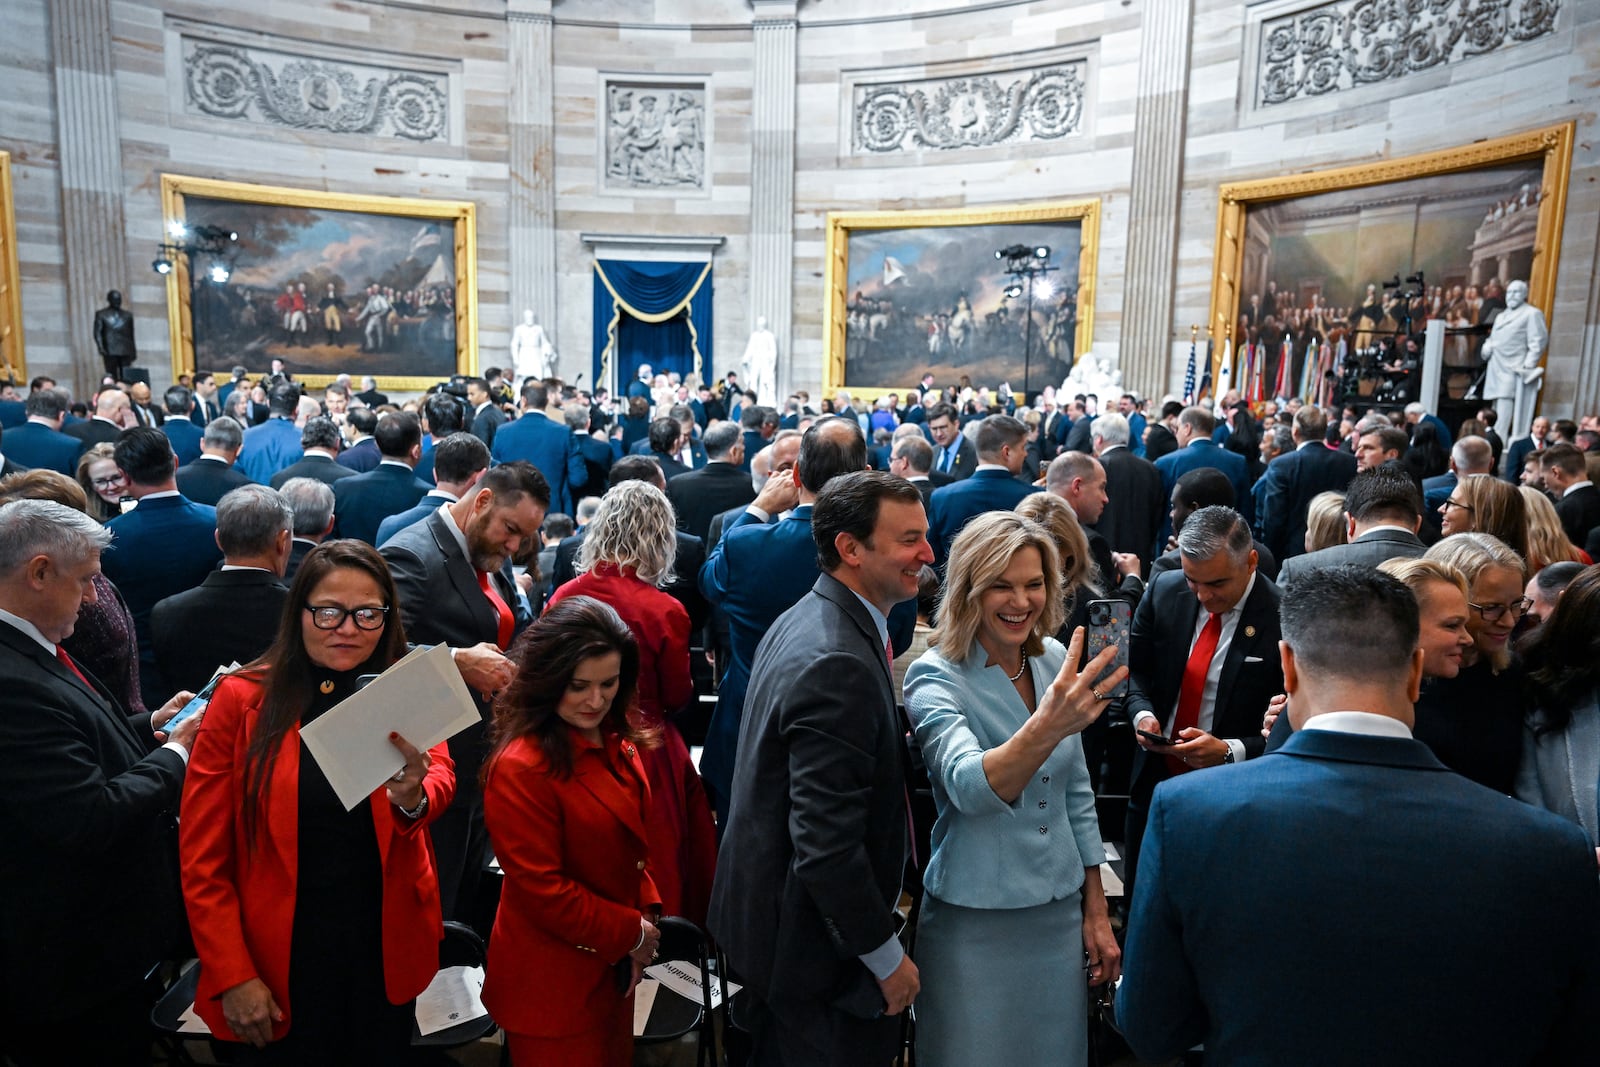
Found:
[1221,747,1235,765]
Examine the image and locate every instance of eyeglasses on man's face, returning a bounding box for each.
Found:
[1468,597,1532,622]
[304,604,390,631]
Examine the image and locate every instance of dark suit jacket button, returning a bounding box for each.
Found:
[1041,775,1049,783]
[1038,800,1046,809]
[1039,825,1048,834]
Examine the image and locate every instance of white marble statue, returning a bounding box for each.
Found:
[1059,353,1122,403]
[1479,280,1547,439]
[510,309,557,382]
[742,316,778,407]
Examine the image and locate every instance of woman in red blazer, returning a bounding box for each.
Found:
[483,595,662,1065]
[180,541,455,1064]
[548,478,717,922]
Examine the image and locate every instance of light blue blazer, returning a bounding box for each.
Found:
[904,636,1106,910]
[1516,691,1600,850]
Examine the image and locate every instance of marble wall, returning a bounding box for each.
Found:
[4,0,1598,418]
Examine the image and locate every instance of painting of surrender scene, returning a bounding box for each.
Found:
[181,194,460,378]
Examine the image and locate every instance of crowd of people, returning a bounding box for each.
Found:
[4,355,1600,1066]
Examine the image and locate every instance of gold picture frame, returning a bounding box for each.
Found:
[1207,122,1574,385]
[0,150,24,384]
[823,199,1101,402]
[160,174,478,393]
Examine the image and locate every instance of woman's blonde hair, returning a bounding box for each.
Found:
[1518,484,1582,572]
[932,511,1063,664]
[74,442,120,523]
[1378,556,1470,603]
[1423,532,1527,671]
[577,479,679,586]
[1304,491,1347,554]
[1014,491,1100,599]
[1456,474,1528,560]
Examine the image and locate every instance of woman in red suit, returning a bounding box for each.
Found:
[548,478,718,922]
[180,541,454,1065]
[483,595,663,1064]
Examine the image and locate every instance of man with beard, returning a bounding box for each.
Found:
[381,461,547,929]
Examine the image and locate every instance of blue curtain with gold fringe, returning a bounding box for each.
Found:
[592,259,714,394]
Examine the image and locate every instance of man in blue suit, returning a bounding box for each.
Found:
[235,381,304,484]
[1120,565,1600,1065]
[159,385,204,467]
[1255,405,1358,560]
[4,387,83,475]
[376,432,490,546]
[928,414,1038,566]
[1153,406,1250,546]
[101,427,223,708]
[490,381,587,514]
[332,411,432,544]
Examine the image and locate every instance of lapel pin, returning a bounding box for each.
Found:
[319,679,336,694]
[1244,625,1256,638]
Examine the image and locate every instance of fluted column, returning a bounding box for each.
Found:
[1120,0,1195,397]
[749,0,798,397]
[508,0,557,355]
[51,0,129,397]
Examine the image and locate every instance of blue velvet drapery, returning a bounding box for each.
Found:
[592,259,714,393]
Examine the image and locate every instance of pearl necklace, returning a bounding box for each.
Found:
[1008,649,1028,682]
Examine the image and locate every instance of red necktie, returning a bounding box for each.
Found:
[477,570,515,650]
[56,645,91,689]
[1167,612,1223,776]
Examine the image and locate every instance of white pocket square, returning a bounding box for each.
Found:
[1244,656,1264,663]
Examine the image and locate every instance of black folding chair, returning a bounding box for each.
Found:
[636,915,719,1067]
[410,920,497,1052]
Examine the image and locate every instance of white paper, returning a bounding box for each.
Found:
[645,959,741,1010]
[300,643,482,810]
[632,977,659,1036]
[414,965,487,1036]
[176,1002,211,1035]
[1100,862,1125,899]
[1102,841,1120,862]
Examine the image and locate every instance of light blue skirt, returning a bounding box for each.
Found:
[913,890,1088,1067]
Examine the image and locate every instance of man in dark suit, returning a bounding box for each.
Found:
[278,476,336,582]
[887,433,941,513]
[1090,412,1166,568]
[189,371,222,427]
[383,462,545,926]
[269,416,356,490]
[928,414,1038,565]
[1542,442,1600,547]
[0,422,27,476]
[102,428,223,709]
[337,406,382,472]
[0,499,203,1066]
[569,404,614,498]
[738,405,773,473]
[66,388,133,449]
[491,382,588,514]
[159,385,203,466]
[1045,451,1144,593]
[151,484,292,693]
[631,403,709,470]
[1421,434,1493,522]
[354,374,388,408]
[332,411,431,544]
[667,420,757,543]
[1148,467,1281,582]
[175,416,252,505]
[236,381,304,484]
[414,390,466,486]
[1120,566,1600,1065]
[1121,506,1283,904]
[640,416,692,480]
[376,432,490,546]
[1143,400,1182,462]
[1275,466,1425,589]
[465,377,506,448]
[0,393,24,429]
[1154,407,1251,547]
[126,381,164,429]
[710,471,931,1065]
[925,402,977,480]
[5,387,83,474]
[1256,405,1358,560]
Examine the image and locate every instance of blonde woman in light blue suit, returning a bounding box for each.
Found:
[904,510,1127,1066]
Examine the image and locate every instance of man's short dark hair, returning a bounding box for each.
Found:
[925,402,957,425]
[1281,565,1419,677]
[893,435,933,474]
[1178,406,1215,437]
[1541,442,1586,478]
[300,416,342,452]
[464,376,489,396]
[424,392,466,437]
[24,387,68,420]
[1174,467,1236,510]
[1160,400,1184,419]
[741,405,765,430]
[813,469,923,572]
[1552,419,1579,443]
[647,417,681,454]
[478,460,550,510]
[975,414,1027,459]
[193,371,214,387]
[1363,425,1410,457]
[1176,505,1252,562]
[431,432,491,484]
[609,455,663,488]
[163,385,192,416]
[347,407,377,436]
[521,382,549,411]
[267,381,300,417]
[1343,466,1422,525]
[374,411,422,458]
[761,409,780,431]
[542,512,576,540]
[702,420,742,459]
[1532,560,1584,600]
[1293,405,1329,442]
[113,426,176,486]
[797,416,867,494]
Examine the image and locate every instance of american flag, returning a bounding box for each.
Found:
[1182,337,1198,404]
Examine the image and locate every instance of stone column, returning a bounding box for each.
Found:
[51,0,129,396]
[749,0,798,398]
[507,0,557,357]
[1119,0,1195,397]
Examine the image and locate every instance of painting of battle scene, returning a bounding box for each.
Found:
[181,194,460,378]
[1236,162,1543,404]
[843,220,1082,394]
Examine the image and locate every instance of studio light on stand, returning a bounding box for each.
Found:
[150,222,239,286]
[996,243,1058,400]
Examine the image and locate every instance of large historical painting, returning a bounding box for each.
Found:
[161,175,477,390]
[0,150,23,383]
[825,201,1100,400]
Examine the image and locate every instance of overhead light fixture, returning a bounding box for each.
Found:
[152,258,173,275]
[1035,278,1055,302]
[152,222,239,283]
[167,220,187,239]
[1004,284,1023,299]
[1035,245,1051,260]
[209,263,230,284]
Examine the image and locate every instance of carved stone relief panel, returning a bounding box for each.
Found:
[180,34,453,143]
[602,77,709,193]
[851,60,1088,156]
[1254,0,1561,108]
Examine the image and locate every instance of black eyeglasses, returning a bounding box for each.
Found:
[90,475,126,489]
[1441,498,1474,513]
[304,604,390,631]
[1468,597,1532,622]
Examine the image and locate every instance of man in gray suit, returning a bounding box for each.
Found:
[709,471,932,1065]
[1276,466,1425,590]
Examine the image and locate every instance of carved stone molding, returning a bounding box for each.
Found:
[1256,0,1561,107]
[181,37,451,143]
[602,78,709,193]
[852,62,1087,155]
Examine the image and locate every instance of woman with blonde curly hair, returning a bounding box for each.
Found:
[1439,473,1528,560]
[75,442,126,523]
[1304,491,1348,554]
[548,479,716,922]
[1519,484,1588,573]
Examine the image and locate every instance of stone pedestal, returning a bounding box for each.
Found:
[749,0,797,400]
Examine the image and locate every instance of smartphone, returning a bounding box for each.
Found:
[1085,599,1131,699]
[1137,728,1177,747]
[163,667,230,733]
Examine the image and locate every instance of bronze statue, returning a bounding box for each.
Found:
[93,290,136,379]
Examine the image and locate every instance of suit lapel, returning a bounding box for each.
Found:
[2,623,147,754]
[1216,578,1272,713]
[573,741,650,846]
[428,511,498,643]
[813,573,893,688]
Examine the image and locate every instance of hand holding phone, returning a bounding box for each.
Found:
[1137,728,1177,747]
